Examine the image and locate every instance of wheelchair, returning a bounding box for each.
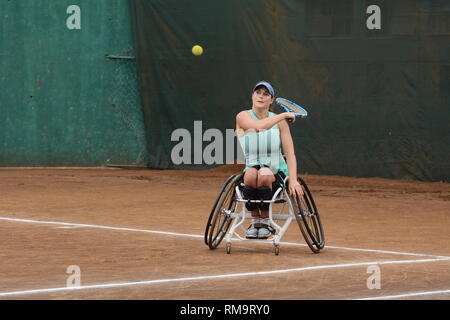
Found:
[204,172,325,255]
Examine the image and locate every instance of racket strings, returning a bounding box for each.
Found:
[279,100,306,115]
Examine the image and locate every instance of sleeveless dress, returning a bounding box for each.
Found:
[238,110,289,177]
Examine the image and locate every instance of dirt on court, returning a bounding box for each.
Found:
[0,165,449,300]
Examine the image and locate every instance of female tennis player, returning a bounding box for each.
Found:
[236,81,304,239]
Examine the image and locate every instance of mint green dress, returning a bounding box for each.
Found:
[238,110,289,176]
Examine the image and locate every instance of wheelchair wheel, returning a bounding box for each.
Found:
[204,174,240,249]
[291,176,325,253]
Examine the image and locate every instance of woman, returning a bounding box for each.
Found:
[236,81,304,239]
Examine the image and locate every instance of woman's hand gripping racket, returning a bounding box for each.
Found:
[275,98,308,123]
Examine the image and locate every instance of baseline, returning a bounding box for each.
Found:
[0,216,448,259]
[0,258,448,298]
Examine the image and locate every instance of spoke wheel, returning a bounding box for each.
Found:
[292,176,325,253]
[204,174,240,249]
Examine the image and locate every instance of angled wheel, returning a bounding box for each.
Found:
[204,174,241,249]
[291,176,325,253]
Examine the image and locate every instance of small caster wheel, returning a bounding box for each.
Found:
[226,243,231,254]
[274,245,280,255]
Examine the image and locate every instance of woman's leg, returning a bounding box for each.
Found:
[256,168,276,239]
[243,167,259,218]
[243,168,260,238]
[256,167,275,219]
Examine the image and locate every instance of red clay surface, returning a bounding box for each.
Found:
[0,165,449,300]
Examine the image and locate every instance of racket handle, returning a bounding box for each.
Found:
[287,118,293,123]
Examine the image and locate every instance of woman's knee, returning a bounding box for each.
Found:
[257,168,275,187]
[243,168,258,187]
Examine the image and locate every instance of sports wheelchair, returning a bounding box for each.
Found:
[204,172,325,255]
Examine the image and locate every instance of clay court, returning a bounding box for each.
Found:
[0,165,449,300]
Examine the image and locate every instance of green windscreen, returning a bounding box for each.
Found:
[1,1,448,182]
[0,0,147,166]
[130,0,450,181]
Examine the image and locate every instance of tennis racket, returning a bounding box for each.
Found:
[275,97,308,122]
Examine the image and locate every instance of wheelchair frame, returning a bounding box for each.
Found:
[204,173,325,255]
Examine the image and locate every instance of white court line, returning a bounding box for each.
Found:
[0,258,448,298]
[1,216,449,259]
[356,289,450,300]
[306,244,449,259]
[0,217,202,239]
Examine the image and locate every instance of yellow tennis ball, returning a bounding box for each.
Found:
[192,45,203,56]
